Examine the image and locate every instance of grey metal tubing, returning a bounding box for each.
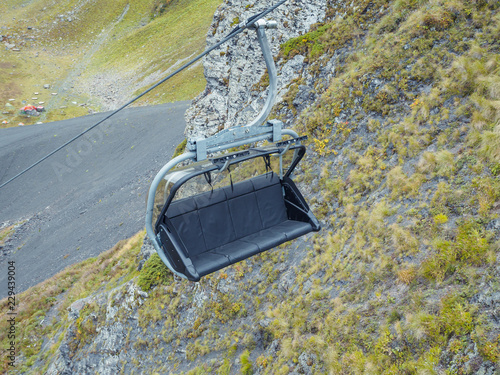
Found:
[205,128,299,155]
[278,143,291,179]
[279,129,299,140]
[145,129,299,278]
[145,151,196,279]
[247,21,278,128]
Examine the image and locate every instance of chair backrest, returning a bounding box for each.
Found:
[164,172,287,256]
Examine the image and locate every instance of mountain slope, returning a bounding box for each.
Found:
[1,0,499,374]
[0,0,219,127]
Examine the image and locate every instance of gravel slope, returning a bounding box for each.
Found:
[0,102,189,297]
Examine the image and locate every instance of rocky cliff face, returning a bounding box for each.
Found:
[184,0,327,138]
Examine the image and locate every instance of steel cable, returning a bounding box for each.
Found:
[0,0,288,189]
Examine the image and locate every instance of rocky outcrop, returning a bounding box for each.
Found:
[184,0,328,138]
[44,281,149,375]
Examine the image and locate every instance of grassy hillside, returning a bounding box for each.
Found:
[0,0,219,127]
[0,232,145,372]
[1,0,499,373]
[275,0,500,372]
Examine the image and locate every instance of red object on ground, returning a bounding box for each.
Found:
[21,105,37,112]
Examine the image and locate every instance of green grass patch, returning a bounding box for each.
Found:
[137,253,173,291]
[83,0,220,105]
[0,226,15,246]
[173,138,188,158]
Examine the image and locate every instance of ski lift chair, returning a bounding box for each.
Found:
[145,19,321,281]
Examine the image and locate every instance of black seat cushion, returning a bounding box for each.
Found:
[191,251,231,277]
[213,240,260,263]
[170,211,206,256]
[254,183,288,228]
[195,221,313,276]
[273,220,312,241]
[198,201,236,250]
[240,227,287,253]
[224,179,254,199]
[165,172,314,277]
[227,192,263,238]
[166,196,197,217]
[194,188,226,209]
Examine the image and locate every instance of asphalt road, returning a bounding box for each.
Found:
[0,102,189,298]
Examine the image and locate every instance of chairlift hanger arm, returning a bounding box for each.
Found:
[229,0,286,35]
[187,19,283,162]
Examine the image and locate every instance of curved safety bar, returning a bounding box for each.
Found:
[145,151,196,279]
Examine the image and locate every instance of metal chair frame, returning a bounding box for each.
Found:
[145,19,305,279]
